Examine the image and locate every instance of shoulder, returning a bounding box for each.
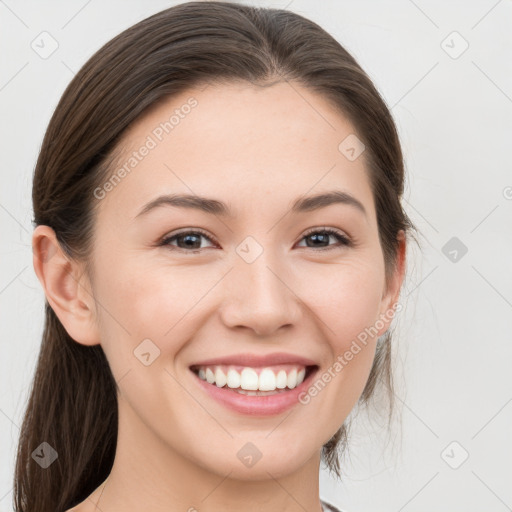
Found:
[321,499,348,512]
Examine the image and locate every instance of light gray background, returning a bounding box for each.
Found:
[1,1,511,511]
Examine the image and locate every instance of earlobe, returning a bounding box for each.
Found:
[32,225,100,346]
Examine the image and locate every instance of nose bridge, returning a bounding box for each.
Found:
[220,235,301,335]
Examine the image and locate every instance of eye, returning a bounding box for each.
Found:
[296,227,352,251]
[159,228,217,253]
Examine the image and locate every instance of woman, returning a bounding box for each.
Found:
[14,2,414,511]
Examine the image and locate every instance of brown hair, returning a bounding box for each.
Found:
[14,2,415,510]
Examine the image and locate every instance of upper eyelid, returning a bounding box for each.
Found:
[302,226,349,237]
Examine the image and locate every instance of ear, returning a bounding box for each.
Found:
[32,225,100,346]
[376,230,407,335]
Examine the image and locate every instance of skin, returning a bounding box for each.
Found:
[33,81,406,512]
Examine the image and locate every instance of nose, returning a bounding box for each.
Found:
[218,249,302,337]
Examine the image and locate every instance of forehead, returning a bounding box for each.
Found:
[94,81,375,227]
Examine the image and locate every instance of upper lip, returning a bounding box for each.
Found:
[189,352,318,368]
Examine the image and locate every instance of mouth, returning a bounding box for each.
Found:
[189,361,319,416]
[189,352,320,417]
[189,364,318,395]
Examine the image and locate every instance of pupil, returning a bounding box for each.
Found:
[182,234,200,248]
[309,233,328,247]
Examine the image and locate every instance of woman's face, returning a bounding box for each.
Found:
[84,81,404,479]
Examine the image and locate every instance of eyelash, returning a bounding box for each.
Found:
[158,227,352,254]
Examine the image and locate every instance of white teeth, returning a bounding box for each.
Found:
[226,368,241,388]
[276,370,288,389]
[214,368,227,388]
[195,365,311,392]
[258,368,276,391]
[240,368,259,390]
[205,368,215,384]
[287,369,297,389]
[236,389,282,396]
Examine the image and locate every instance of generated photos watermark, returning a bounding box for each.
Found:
[298,302,402,405]
[93,97,198,200]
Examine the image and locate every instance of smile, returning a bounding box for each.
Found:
[189,360,319,416]
[191,364,311,393]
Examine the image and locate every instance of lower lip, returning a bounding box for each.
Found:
[191,367,318,416]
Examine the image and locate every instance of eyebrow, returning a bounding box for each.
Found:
[134,190,367,219]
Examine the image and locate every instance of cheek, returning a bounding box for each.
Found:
[297,258,386,346]
[95,257,216,358]
[293,261,384,429]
